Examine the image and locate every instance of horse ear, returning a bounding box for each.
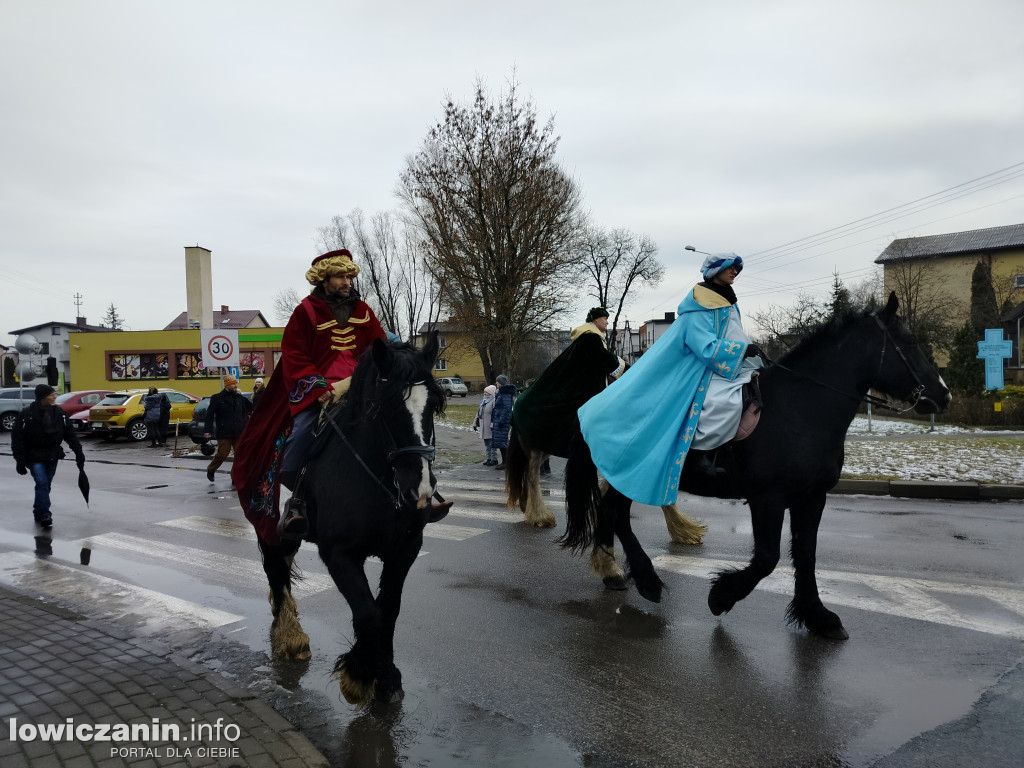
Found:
[422,331,440,366]
[372,338,394,377]
[880,291,899,322]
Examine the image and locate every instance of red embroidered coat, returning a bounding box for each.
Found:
[233,293,384,543]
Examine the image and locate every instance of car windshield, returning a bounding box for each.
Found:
[98,394,131,406]
[56,393,77,404]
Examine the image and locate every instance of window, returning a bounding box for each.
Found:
[1014,274,1024,289]
[176,353,212,378]
[437,335,447,349]
[434,358,447,371]
[110,354,140,379]
[240,352,266,377]
[52,326,61,336]
[139,354,169,379]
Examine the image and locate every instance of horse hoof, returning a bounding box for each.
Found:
[632,571,664,603]
[603,574,628,591]
[707,586,733,616]
[814,625,850,641]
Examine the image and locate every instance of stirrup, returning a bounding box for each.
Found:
[278,496,309,540]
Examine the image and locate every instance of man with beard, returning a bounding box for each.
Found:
[233,249,385,540]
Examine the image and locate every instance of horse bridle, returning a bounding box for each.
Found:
[762,312,927,413]
[317,379,438,509]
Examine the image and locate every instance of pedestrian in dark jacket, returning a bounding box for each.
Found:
[12,384,85,528]
[203,375,253,482]
[490,374,517,470]
[140,387,170,446]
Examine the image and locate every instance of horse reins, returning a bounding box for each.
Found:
[316,380,440,509]
[759,313,926,414]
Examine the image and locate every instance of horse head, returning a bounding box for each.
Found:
[358,332,446,510]
[871,292,951,415]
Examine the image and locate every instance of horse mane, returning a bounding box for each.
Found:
[777,305,876,368]
[342,339,446,425]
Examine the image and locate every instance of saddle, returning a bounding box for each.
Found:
[734,372,763,442]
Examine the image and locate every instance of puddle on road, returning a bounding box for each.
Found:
[314,678,584,768]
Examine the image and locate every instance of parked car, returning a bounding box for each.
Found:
[68,407,93,432]
[186,393,254,455]
[87,389,200,442]
[436,376,469,397]
[0,387,39,431]
[56,389,114,417]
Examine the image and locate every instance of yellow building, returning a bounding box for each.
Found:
[415,322,486,389]
[875,223,1024,370]
[68,328,283,398]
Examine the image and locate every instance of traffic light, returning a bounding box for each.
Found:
[46,357,59,386]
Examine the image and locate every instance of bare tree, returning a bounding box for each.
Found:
[272,288,305,326]
[750,292,828,354]
[881,238,958,360]
[397,77,583,382]
[576,225,664,347]
[316,209,441,342]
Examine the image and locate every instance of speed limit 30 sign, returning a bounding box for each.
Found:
[200,329,240,369]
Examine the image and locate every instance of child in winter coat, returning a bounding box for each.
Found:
[473,385,498,465]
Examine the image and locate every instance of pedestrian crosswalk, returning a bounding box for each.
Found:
[652,554,1024,640]
[1,475,1022,642]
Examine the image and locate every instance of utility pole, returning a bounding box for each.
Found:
[73,293,83,316]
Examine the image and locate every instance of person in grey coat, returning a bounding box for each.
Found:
[140,387,170,447]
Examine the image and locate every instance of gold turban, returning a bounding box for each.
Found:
[305,249,360,285]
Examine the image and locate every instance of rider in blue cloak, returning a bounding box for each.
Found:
[578,253,762,507]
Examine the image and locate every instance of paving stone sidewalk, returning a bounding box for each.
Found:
[0,586,328,768]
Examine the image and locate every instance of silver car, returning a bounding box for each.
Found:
[0,387,40,431]
[436,377,469,397]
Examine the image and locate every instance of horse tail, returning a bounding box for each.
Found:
[505,425,529,512]
[557,430,602,553]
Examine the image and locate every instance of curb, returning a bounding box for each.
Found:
[831,479,1024,500]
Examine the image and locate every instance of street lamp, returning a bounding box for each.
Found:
[684,245,712,256]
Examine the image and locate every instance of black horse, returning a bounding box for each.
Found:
[256,335,446,705]
[562,293,951,639]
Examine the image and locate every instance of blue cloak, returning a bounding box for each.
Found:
[577,285,750,506]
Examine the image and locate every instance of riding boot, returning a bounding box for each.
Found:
[494,448,507,470]
[690,450,726,479]
[279,468,310,541]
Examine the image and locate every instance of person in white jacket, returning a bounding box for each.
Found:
[473,385,498,465]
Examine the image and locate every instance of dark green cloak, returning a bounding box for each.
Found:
[511,326,623,457]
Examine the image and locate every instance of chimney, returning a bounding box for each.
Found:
[185,246,214,329]
[77,317,87,327]
[220,305,229,313]
[664,312,675,322]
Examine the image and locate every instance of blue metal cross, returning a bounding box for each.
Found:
[976,328,1012,391]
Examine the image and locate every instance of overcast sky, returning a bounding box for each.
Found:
[3,0,1024,348]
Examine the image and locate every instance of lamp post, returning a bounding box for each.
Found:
[14,333,42,408]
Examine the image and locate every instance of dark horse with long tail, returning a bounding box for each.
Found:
[247,335,446,705]
[562,293,951,639]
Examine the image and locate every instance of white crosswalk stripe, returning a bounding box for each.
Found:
[79,532,336,596]
[653,554,1024,640]
[0,551,243,632]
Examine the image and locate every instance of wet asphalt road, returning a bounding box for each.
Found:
[0,427,1022,767]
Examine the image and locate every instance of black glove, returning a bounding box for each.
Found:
[744,344,763,358]
[76,454,86,470]
[16,463,27,476]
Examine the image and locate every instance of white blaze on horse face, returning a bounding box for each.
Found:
[404,383,434,506]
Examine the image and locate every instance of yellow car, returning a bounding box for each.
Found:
[88,388,200,442]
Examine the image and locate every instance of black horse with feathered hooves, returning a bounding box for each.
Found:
[253,335,447,706]
[562,293,951,639]
[505,428,708,590]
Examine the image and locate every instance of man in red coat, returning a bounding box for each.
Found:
[233,248,385,542]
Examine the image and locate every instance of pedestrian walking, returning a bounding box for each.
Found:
[204,375,253,482]
[11,383,86,528]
